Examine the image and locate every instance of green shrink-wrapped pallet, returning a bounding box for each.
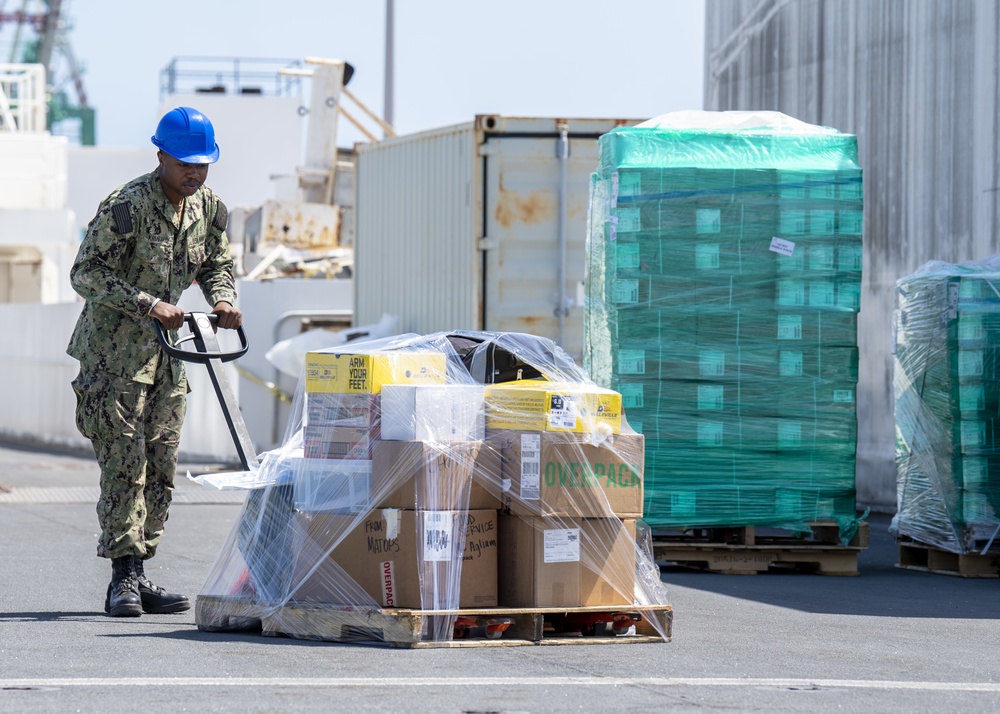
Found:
[893,260,1000,553]
[584,111,863,542]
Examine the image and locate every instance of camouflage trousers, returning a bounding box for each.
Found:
[72,357,187,560]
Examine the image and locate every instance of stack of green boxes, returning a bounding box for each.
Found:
[584,119,863,539]
[894,261,1000,553]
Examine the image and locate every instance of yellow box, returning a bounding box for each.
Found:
[305,351,447,394]
[484,381,622,434]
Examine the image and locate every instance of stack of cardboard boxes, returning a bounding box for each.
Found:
[292,349,498,610]
[284,346,646,612]
[485,381,644,608]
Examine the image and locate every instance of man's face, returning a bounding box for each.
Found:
[157,151,209,203]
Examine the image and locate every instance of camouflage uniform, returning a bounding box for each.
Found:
[67,169,237,559]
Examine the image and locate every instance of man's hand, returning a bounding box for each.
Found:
[150,301,185,330]
[212,301,243,330]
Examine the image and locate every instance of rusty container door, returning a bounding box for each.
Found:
[478,116,635,360]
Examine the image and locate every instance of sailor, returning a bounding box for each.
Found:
[67,106,243,617]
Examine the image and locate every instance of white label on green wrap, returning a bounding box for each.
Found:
[616,207,642,233]
[963,457,988,486]
[778,280,806,307]
[958,315,985,342]
[809,245,835,271]
[777,315,803,340]
[780,210,808,235]
[696,208,721,234]
[960,385,985,412]
[808,281,836,307]
[615,242,641,270]
[837,283,861,310]
[618,349,646,375]
[779,350,803,376]
[617,172,641,198]
[696,244,720,269]
[958,351,984,377]
[671,491,697,517]
[810,210,836,235]
[698,421,724,446]
[697,384,724,411]
[778,421,803,448]
[612,278,639,304]
[838,245,863,271]
[619,383,644,409]
[770,236,796,257]
[839,210,863,234]
[833,389,854,403]
[700,350,726,376]
[961,421,986,449]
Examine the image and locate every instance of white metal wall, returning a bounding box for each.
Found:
[0,289,242,463]
[355,122,478,334]
[704,0,1000,509]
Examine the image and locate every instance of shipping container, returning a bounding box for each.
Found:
[353,115,638,361]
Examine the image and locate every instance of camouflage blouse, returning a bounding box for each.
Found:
[67,169,237,384]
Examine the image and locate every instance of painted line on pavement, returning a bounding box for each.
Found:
[2,677,999,692]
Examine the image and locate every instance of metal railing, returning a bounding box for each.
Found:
[0,62,45,132]
[159,56,305,101]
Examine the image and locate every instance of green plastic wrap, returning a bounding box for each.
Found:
[585,111,863,541]
[892,259,1000,554]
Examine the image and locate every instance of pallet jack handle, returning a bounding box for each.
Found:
[154,312,257,471]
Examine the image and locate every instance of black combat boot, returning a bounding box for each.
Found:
[135,558,191,614]
[105,555,142,617]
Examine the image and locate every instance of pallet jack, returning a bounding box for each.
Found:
[156,312,294,603]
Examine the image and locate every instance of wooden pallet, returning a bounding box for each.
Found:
[196,596,673,648]
[896,540,1000,578]
[650,520,869,576]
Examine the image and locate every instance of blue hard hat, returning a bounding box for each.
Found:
[151,106,220,164]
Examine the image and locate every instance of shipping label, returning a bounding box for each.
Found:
[547,394,578,430]
[422,511,453,562]
[543,528,581,564]
[520,434,541,501]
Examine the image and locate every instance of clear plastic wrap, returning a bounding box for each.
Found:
[892,258,1000,553]
[584,111,863,542]
[197,331,671,644]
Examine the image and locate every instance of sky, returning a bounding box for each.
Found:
[2,0,706,149]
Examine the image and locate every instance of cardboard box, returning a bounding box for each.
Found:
[306,393,380,428]
[372,440,500,510]
[380,384,486,441]
[496,431,644,518]
[484,381,623,434]
[292,509,499,609]
[304,425,379,459]
[291,458,373,513]
[305,351,447,394]
[499,515,636,608]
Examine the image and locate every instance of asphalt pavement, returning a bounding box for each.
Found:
[1,440,998,714]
